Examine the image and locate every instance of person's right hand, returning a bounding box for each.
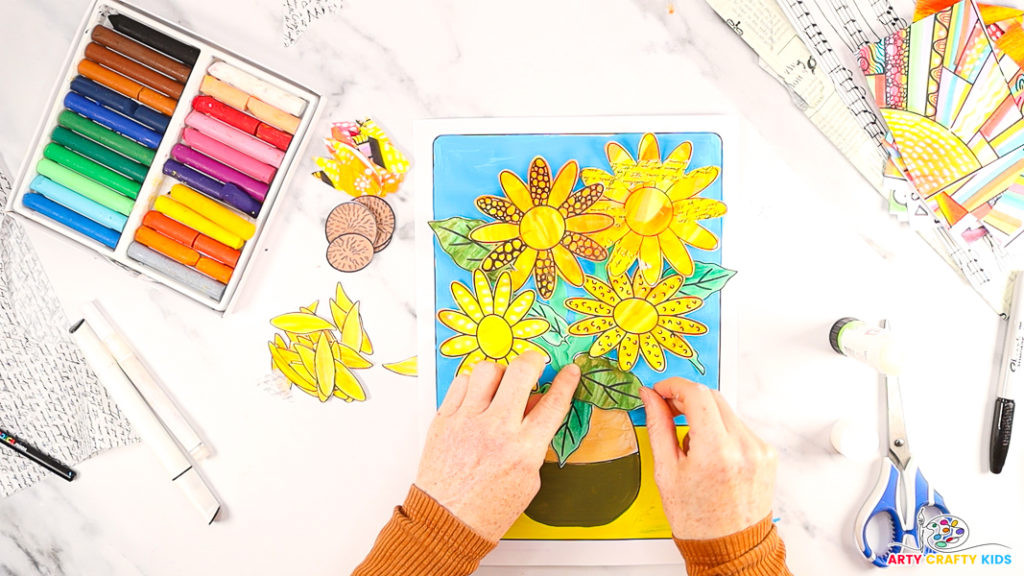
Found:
[640,378,778,540]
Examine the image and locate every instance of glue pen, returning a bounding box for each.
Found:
[829,317,904,375]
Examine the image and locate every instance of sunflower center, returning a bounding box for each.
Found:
[476,314,514,359]
[520,206,566,250]
[624,187,673,236]
[613,298,659,334]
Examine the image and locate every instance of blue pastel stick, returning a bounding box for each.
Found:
[30,175,128,231]
[126,242,226,301]
[133,106,170,133]
[63,93,161,149]
[70,76,137,116]
[22,192,120,249]
[162,160,262,217]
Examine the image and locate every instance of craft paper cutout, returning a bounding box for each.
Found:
[313,119,409,197]
[324,195,396,272]
[268,283,374,402]
[383,356,418,376]
[427,130,733,541]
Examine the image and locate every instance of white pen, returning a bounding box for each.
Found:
[81,300,209,460]
[70,319,221,524]
[990,272,1023,474]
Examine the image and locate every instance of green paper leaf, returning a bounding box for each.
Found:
[688,353,706,375]
[428,217,503,279]
[677,261,737,299]
[551,399,592,467]
[573,354,644,411]
[529,300,570,347]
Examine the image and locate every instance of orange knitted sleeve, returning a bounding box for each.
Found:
[674,514,793,576]
[352,485,497,576]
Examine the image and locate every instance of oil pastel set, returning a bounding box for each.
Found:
[6,0,321,311]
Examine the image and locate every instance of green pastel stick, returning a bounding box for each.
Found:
[36,158,135,216]
[51,127,149,183]
[57,110,155,166]
[43,143,141,199]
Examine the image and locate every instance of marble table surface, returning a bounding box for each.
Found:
[1,0,1021,574]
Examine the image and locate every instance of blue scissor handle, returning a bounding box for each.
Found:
[910,467,950,552]
[854,460,906,567]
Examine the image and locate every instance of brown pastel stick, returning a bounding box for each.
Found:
[327,234,374,272]
[92,26,191,83]
[85,43,184,99]
[353,196,396,252]
[325,202,377,242]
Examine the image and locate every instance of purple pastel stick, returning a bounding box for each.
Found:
[170,144,269,202]
[162,160,261,217]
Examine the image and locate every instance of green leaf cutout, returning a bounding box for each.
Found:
[551,398,593,467]
[573,354,644,411]
[677,261,737,299]
[688,353,706,375]
[529,300,570,348]
[428,217,503,279]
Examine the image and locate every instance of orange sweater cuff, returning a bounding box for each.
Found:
[674,514,791,576]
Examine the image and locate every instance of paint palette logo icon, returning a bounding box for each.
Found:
[922,515,969,551]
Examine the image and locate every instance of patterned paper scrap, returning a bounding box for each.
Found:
[860,0,1024,197]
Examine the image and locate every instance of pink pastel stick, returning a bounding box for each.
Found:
[182,127,277,183]
[184,111,286,168]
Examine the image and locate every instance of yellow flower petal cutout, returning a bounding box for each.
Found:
[334,364,366,401]
[671,220,719,251]
[473,270,494,315]
[510,247,537,289]
[493,273,512,316]
[548,160,578,208]
[441,335,479,356]
[664,141,693,170]
[568,267,708,372]
[333,342,373,369]
[552,244,584,287]
[565,213,614,234]
[528,157,553,204]
[608,232,642,276]
[504,291,535,325]
[511,339,550,359]
[637,133,660,163]
[499,170,534,212]
[456,349,487,375]
[659,230,695,277]
[314,333,335,402]
[512,318,550,339]
[438,310,476,335]
[383,356,418,376]
[639,235,663,285]
[470,222,521,243]
[451,281,484,321]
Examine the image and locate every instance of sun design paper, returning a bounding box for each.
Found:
[428,131,732,541]
[860,0,1024,197]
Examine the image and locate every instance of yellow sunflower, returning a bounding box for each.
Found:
[565,271,707,372]
[470,156,614,300]
[581,133,725,284]
[438,269,551,375]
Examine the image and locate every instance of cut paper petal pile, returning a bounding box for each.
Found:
[313,119,409,197]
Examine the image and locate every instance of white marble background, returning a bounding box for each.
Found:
[0,0,1021,574]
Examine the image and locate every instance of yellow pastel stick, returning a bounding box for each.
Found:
[168,184,256,241]
[153,195,244,249]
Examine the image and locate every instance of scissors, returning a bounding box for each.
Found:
[854,320,949,567]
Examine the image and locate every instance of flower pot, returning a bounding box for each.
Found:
[524,407,641,527]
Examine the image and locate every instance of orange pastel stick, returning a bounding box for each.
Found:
[135,226,200,266]
[79,60,144,100]
[142,211,200,246]
[138,88,176,116]
[193,235,240,268]
[195,256,233,283]
[84,43,184,98]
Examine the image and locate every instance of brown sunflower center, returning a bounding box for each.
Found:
[624,187,673,236]
[613,298,658,334]
[520,205,566,250]
[477,314,514,358]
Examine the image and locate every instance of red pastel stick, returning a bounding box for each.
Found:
[256,122,292,150]
[192,95,259,134]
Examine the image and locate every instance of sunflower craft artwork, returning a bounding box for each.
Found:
[427,129,735,541]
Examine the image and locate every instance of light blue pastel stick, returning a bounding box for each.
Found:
[29,175,128,232]
[126,242,226,301]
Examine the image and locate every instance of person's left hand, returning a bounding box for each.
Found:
[414,351,580,542]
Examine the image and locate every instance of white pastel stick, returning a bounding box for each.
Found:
[70,320,222,524]
[208,61,307,116]
[81,300,209,460]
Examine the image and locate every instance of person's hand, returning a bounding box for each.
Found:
[415,351,580,541]
[640,378,777,540]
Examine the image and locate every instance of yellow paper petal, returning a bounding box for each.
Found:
[332,342,373,369]
[334,363,366,401]
[646,274,683,305]
[512,318,549,339]
[296,343,316,375]
[608,232,641,276]
[271,313,335,334]
[565,213,613,234]
[451,281,484,321]
[548,160,578,208]
[439,310,478,335]
[504,290,536,325]
[569,316,616,336]
[632,271,652,299]
[564,297,613,316]
[509,246,538,289]
[383,356,418,376]
[639,235,663,285]
[653,326,695,358]
[664,141,693,170]
[470,222,520,243]
[659,230,695,277]
[335,283,354,310]
[440,335,479,357]
[341,302,365,352]
[455,348,487,375]
[493,272,512,316]
[473,270,494,314]
[617,333,641,370]
[533,250,557,300]
[606,141,635,168]
[639,332,666,372]
[591,326,626,356]
[672,197,727,221]
[528,157,552,205]
[637,133,660,163]
[582,276,621,305]
[609,273,633,300]
[269,344,308,391]
[552,244,584,287]
[658,316,709,335]
[672,221,719,251]
[511,339,550,361]
[314,333,335,402]
[500,169,534,212]
[287,362,319,394]
[657,297,703,315]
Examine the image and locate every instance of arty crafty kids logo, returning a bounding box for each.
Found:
[887,514,1012,566]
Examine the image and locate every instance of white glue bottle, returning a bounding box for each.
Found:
[829,317,904,375]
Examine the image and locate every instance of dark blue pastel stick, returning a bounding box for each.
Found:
[63,93,161,149]
[22,192,120,249]
[162,160,262,217]
[70,76,137,116]
[133,106,170,132]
